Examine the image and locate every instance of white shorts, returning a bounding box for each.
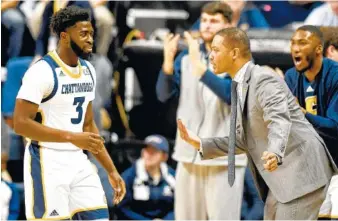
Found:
[24,143,109,220]
[319,174,338,219]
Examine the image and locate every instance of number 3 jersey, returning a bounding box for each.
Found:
[17,50,96,150]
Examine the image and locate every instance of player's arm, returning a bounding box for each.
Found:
[83,101,126,204]
[14,99,73,142]
[13,61,103,152]
[256,74,291,166]
[13,99,103,153]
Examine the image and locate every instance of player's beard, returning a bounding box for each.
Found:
[70,38,92,60]
[298,53,315,73]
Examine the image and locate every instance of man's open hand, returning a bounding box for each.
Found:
[183,31,207,77]
[177,119,201,150]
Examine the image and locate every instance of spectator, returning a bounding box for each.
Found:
[116,135,175,220]
[89,0,115,56]
[305,1,338,26]
[191,0,270,31]
[1,0,25,58]
[321,26,338,61]
[285,25,338,220]
[28,0,50,40]
[1,124,20,220]
[0,181,20,221]
[156,2,247,220]
[225,0,270,30]
[1,116,11,181]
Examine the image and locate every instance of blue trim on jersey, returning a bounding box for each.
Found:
[31,140,39,146]
[71,208,109,220]
[79,59,95,87]
[29,143,46,218]
[41,55,59,103]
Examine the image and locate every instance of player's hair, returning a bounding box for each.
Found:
[216,27,252,59]
[50,6,91,37]
[320,26,338,56]
[201,2,233,23]
[297,25,324,46]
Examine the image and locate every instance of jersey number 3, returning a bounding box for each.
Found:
[71,96,85,124]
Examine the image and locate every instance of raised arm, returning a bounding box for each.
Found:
[156,34,181,102]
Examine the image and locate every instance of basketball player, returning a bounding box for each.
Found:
[285,25,338,219]
[13,6,126,220]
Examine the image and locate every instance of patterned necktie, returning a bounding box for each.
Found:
[228,81,238,187]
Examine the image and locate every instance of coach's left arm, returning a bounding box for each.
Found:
[83,101,126,205]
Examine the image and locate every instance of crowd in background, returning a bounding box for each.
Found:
[1,0,338,220]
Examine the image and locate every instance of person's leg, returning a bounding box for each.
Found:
[175,162,207,220]
[92,6,114,56]
[24,145,71,220]
[205,165,245,220]
[27,1,47,40]
[328,175,338,219]
[263,190,277,220]
[1,9,25,58]
[319,177,333,220]
[69,153,109,220]
[274,184,329,220]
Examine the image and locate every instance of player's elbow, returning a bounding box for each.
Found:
[13,115,27,136]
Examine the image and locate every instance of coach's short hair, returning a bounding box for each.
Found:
[50,6,92,37]
[201,2,233,23]
[296,25,324,46]
[216,27,252,58]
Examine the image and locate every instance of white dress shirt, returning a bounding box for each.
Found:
[233,61,251,105]
[198,61,251,153]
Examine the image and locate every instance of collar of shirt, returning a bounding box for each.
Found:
[233,61,251,84]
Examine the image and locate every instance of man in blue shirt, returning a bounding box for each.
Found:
[285,25,338,220]
[116,135,175,220]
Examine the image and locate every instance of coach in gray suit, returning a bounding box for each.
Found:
[177,27,337,220]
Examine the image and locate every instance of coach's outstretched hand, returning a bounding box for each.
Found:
[69,132,105,154]
[177,119,201,150]
[109,171,126,204]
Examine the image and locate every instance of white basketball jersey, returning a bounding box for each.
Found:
[17,51,96,150]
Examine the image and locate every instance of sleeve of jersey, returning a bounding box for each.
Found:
[16,61,54,105]
[85,61,96,101]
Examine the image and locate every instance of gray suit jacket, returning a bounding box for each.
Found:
[200,63,337,203]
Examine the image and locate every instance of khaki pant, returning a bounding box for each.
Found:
[175,162,246,220]
[93,6,115,56]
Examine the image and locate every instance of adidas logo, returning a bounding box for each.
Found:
[306,86,314,92]
[50,209,59,216]
[59,71,66,77]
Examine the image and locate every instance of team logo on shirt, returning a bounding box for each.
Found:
[61,82,94,94]
[59,71,66,77]
[83,68,90,76]
[305,95,317,115]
